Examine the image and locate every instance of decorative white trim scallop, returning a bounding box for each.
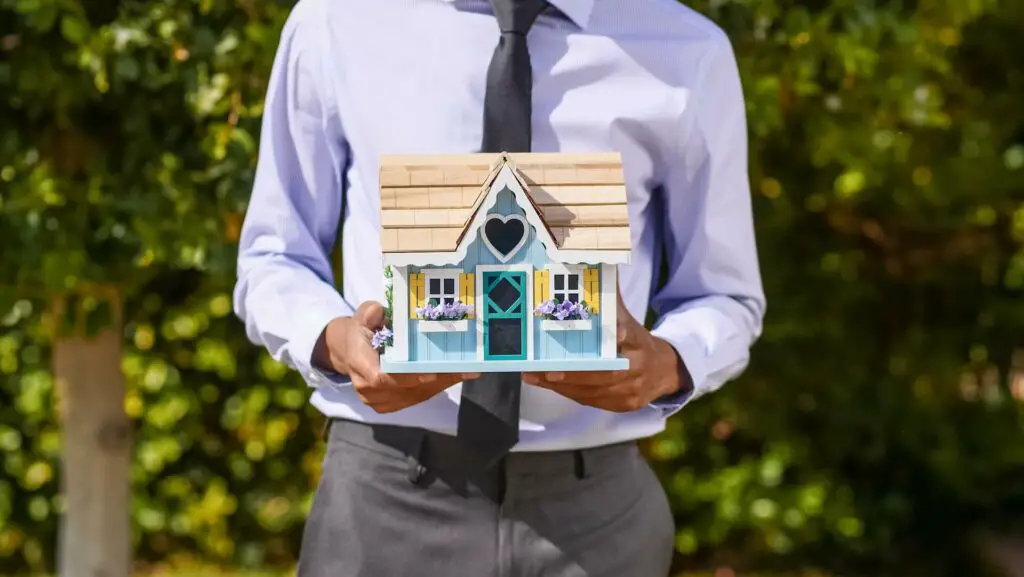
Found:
[480,213,529,263]
[384,250,629,268]
[418,319,470,333]
[544,263,586,276]
[540,319,593,331]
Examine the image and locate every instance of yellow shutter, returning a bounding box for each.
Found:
[409,273,425,319]
[534,269,549,307]
[584,267,599,313]
[459,273,475,317]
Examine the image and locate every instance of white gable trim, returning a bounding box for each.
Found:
[463,164,560,263]
[382,161,631,267]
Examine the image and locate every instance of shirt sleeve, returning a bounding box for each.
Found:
[648,31,767,415]
[232,1,354,387]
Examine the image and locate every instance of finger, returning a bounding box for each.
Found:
[354,300,387,331]
[538,371,565,382]
[525,370,631,387]
[531,379,645,412]
[374,373,465,412]
[531,379,629,400]
[389,372,481,388]
[385,373,439,388]
[615,288,647,346]
[620,346,647,373]
[616,289,635,322]
[522,371,558,385]
[346,336,383,385]
[376,389,443,413]
[617,317,641,349]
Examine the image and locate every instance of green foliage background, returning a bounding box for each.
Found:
[2,0,1023,575]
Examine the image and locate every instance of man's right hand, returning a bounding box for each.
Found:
[313,301,479,414]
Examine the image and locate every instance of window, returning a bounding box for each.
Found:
[551,270,582,304]
[424,269,461,305]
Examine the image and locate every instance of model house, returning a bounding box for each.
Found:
[378,152,632,374]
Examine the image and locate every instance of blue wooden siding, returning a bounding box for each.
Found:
[408,188,602,362]
[535,317,601,360]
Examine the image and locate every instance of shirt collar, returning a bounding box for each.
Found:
[442,0,594,30]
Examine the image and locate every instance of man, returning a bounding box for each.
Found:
[233,0,765,575]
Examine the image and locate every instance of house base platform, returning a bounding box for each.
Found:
[380,358,629,374]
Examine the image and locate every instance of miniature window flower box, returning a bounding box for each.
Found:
[416,300,473,333]
[419,319,470,333]
[535,299,593,331]
[540,319,592,331]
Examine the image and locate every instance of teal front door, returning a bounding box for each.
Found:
[482,271,528,361]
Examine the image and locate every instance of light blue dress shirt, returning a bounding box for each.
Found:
[233,0,766,452]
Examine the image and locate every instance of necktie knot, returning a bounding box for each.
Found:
[490,0,549,35]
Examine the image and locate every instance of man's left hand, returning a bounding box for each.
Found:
[522,294,692,412]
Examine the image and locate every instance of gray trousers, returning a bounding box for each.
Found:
[298,418,675,577]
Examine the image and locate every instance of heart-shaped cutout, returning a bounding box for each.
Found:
[481,214,528,263]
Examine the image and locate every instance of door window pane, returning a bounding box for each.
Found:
[488,318,523,356]
[489,278,519,311]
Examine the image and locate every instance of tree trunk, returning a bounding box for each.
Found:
[53,326,132,577]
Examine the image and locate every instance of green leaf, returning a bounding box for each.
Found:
[59,15,89,45]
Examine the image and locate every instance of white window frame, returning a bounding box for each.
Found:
[423,268,463,306]
[547,264,585,305]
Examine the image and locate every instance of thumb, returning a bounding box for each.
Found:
[617,316,640,349]
[355,300,387,331]
[616,290,638,324]
[616,294,641,348]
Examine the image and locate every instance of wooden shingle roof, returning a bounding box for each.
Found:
[378,153,630,254]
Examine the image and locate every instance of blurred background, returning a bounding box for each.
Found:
[2,0,1023,576]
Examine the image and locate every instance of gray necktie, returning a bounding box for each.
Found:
[456,0,549,466]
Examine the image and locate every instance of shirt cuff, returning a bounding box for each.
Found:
[306,366,352,389]
[647,327,709,417]
[288,297,355,389]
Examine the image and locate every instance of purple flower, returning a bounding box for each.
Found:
[533,298,593,320]
[417,299,472,320]
[371,326,393,351]
[534,300,556,316]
